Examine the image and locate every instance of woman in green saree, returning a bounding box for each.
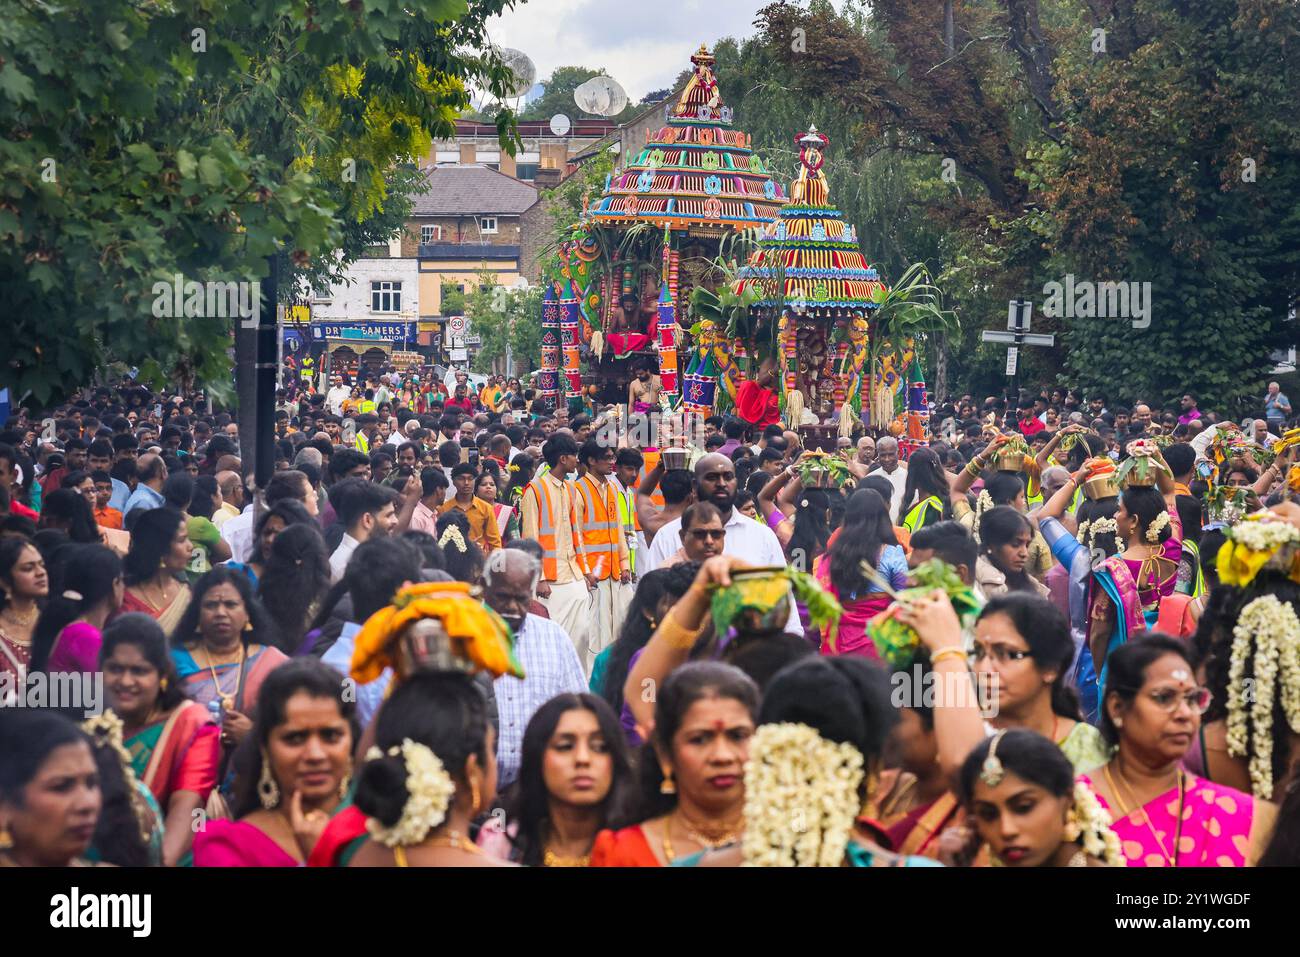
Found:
[102,612,218,866]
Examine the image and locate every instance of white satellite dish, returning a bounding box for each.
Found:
[549,113,572,136]
[574,75,628,117]
[497,48,537,99]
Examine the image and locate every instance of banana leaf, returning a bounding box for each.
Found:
[865,559,982,668]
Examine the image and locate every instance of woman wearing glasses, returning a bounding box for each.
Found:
[972,593,1109,772]
[1081,636,1276,866]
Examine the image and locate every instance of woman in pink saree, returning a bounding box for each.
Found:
[193,659,357,867]
[1081,635,1276,866]
[814,488,908,657]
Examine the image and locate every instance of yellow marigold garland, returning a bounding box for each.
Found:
[350,581,524,683]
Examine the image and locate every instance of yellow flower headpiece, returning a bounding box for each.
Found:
[1288,464,1300,495]
[1272,428,1300,458]
[350,581,524,684]
[1216,515,1300,589]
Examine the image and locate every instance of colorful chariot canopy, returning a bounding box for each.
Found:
[733,127,887,317]
[585,45,787,236]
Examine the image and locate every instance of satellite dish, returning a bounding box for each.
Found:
[574,75,628,117]
[497,48,537,99]
[549,113,572,136]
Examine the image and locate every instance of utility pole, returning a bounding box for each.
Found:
[980,300,1054,429]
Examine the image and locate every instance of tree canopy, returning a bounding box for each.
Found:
[0,0,521,407]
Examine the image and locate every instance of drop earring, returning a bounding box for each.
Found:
[659,769,676,795]
[258,751,281,809]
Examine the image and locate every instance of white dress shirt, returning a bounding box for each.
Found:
[876,464,909,519]
[329,532,360,584]
[219,503,256,563]
[641,505,802,636]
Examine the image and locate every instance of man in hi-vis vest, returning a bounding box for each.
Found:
[520,434,592,666]
[573,439,633,672]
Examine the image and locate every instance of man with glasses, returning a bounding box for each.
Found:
[660,502,726,567]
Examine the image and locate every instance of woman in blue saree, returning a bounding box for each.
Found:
[1036,448,1179,724]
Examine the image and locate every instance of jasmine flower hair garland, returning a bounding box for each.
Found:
[363,739,457,847]
[1226,594,1300,799]
[741,722,863,867]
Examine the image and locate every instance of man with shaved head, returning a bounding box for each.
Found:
[213,470,244,527]
[871,436,908,518]
[122,452,168,527]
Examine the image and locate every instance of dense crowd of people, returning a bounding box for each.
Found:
[2,365,1300,869]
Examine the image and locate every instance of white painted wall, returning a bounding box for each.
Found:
[312,258,419,321]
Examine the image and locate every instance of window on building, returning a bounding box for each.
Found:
[516,163,540,181]
[421,224,441,244]
[371,281,402,313]
[479,217,498,235]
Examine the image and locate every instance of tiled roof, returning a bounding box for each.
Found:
[410,165,539,216]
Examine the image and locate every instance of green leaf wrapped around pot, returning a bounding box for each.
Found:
[795,451,852,488]
[710,567,842,642]
[864,559,982,668]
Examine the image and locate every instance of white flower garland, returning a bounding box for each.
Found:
[741,723,864,867]
[1227,519,1300,552]
[363,738,458,848]
[1226,595,1300,798]
[1075,520,1090,545]
[1144,510,1170,543]
[438,524,468,553]
[973,490,995,543]
[1063,781,1125,867]
[1079,516,1119,555]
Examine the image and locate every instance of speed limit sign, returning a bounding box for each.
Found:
[448,315,466,335]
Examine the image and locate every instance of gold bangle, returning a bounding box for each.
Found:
[657,605,705,651]
[929,646,968,667]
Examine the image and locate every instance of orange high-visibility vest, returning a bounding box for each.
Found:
[522,477,587,582]
[575,475,622,580]
[639,450,666,510]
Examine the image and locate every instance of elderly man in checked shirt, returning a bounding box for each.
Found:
[481,548,587,787]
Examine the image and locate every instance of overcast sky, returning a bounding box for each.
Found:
[482,0,770,104]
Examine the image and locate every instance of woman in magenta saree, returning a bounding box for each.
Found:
[192,659,357,867]
[1084,635,1276,866]
[814,488,907,657]
[1087,479,1182,721]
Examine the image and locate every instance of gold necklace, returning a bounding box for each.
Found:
[138,577,177,611]
[662,811,743,863]
[1,605,36,627]
[1104,762,1183,866]
[678,809,744,848]
[200,643,244,710]
[543,847,591,868]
